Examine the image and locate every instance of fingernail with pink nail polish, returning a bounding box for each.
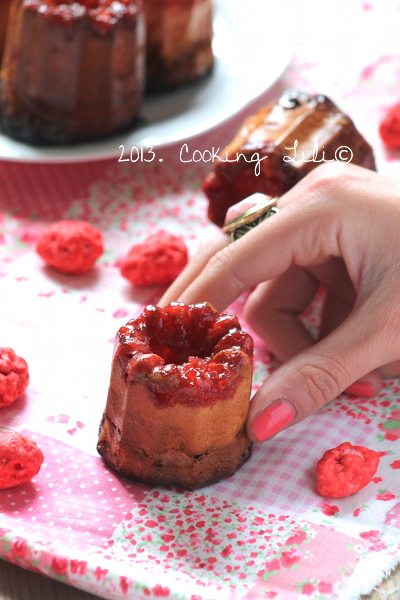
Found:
[251,400,296,443]
[344,382,374,397]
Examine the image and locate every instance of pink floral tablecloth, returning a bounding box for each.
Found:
[1,2,400,599]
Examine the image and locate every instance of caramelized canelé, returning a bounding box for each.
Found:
[0,0,145,144]
[144,0,214,91]
[98,303,254,490]
[203,90,376,226]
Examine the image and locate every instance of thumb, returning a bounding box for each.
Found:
[246,295,395,443]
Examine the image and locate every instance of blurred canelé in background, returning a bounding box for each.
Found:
[144,0,214,92]
[203,89,376,227]
[0,0,146,144]
[0,0,12,59]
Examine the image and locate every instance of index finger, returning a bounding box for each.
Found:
[159,231,229,307]
[178,192,342,311]
[160,195,271,307]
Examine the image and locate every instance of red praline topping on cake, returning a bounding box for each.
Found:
[24,0,142,28]
[116,303,253,406]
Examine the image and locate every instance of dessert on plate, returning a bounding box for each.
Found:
[0,0,145,144]
[97,302,254,490]
[144,0,214,91]
[203,89,376,226]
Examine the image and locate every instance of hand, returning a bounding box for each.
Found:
[160,163,400,443]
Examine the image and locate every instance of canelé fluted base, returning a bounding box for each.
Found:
[98,414,252,491]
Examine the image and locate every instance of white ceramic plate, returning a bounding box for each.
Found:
[0,0,293,163]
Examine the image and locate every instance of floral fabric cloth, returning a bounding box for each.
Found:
[0,1,400,599]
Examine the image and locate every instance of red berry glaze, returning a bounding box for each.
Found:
[316,442,380,498]
[24,0,142,29]
[0,430,44,489]
[36,220,104,274]
[116,302,253,406]
[120,232,188,286]
[0,347,29,408]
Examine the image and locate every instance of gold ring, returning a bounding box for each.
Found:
[222,194,279,242]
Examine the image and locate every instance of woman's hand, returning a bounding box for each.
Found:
[160,163,400,443]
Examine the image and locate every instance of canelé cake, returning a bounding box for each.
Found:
[0,0,13,61]
[144,0,214,91]
[97,303,253,490]
[203,89,376,226]
[0,0,145,144]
